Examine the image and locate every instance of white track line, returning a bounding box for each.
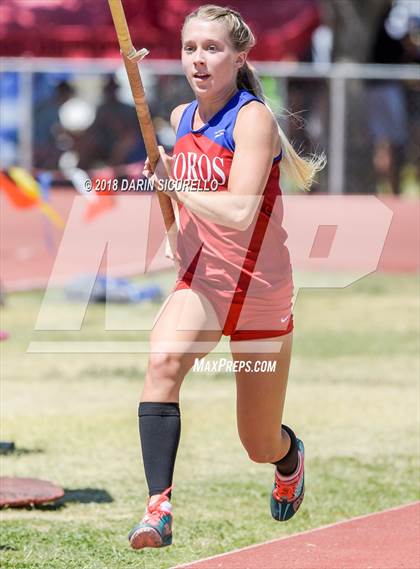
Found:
[171,501,420,569]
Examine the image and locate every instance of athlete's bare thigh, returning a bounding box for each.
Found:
[141,288,223,401]
[150,287,222,354]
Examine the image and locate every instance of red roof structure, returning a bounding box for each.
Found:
[0,0,319,60]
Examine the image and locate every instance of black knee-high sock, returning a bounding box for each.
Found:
[272,424,299,476]
[138,402,181,499]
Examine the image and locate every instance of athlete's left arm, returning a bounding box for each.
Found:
[227,101,280,226]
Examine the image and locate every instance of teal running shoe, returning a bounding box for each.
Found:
[270,438,305,521]
[128,486,173,549]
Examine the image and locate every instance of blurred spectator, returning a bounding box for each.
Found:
[401,9,420,183]
[366,1,419,195]
[324,0,390,63]
[153,116,176,149]
[33,80,75,169]
[311,24,332,65]
[321,0,389,194]
[283,17,332,193]
[77,75,146,169]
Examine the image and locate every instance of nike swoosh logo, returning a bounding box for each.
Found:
[280,316,290,323]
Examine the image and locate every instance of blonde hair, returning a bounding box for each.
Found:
[183,4,326,191]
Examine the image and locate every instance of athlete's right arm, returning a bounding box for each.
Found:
[170,104,189,134]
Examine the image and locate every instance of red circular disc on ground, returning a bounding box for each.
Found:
[0,477,64,507]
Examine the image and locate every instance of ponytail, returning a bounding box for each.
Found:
[236,62,264,99]
[237,62,326,192]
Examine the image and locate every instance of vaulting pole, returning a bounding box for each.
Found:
[107,0,176,231]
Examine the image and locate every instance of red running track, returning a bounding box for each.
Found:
[173,502,420,569]
[1,192,418,291]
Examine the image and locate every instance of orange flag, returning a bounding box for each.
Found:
[2,168,65,228]
[0,171,38,208]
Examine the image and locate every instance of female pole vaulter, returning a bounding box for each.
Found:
[129,4,324,550]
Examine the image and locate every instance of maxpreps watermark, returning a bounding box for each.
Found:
[193,357,277,373]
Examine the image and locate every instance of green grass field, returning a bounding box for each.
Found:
[1,270,419,569]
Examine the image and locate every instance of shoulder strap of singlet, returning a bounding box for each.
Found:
[175,101,197,141]
[226,91,282,161]
[222,90,262,152]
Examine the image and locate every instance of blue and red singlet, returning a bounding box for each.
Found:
[172,89,294,340]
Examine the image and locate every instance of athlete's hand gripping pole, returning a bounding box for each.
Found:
[107,0,176,235]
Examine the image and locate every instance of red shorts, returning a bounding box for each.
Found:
[173,275,294,341]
